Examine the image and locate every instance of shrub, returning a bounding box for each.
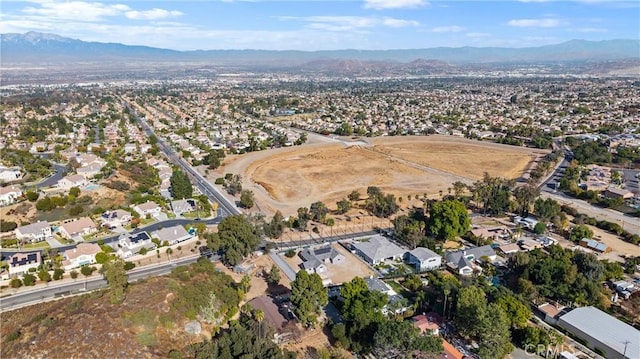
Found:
[70,270,79,279]
[53,268,64,280]
[38,269,52,282]
[124,261,136,271]
[10,278,22,288]
[95,252,110,264]
[285,249,296,258]
[0,220,17,233]
[5,331,21,342]
[215,178,225,185]
[26,190,39,201]
[69,205,84,216]
[23,273,37,286]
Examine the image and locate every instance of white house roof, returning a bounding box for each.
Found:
[558,306,639,359]
[408,247,441,261]
[154,225,189,243]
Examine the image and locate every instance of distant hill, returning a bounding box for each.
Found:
[2,31,639,68]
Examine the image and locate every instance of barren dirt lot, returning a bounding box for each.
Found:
[370,136,546,180]
[214,135,543,217]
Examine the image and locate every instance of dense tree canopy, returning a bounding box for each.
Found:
[290,270,328,327]
[428,199,470,241]
[170,168,193,200]
[207,215,260,266]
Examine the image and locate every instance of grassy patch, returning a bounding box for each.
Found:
[136,330,158,347]
[5,331,21,342]
[126,308,157,330]
[182,210,210,219]
[23,241,50,249]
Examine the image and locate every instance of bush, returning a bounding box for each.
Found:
[53,268,64,280]
[10,278,23,288]
[38,269,52,282]
[0,220,17,233]
[23,273,37,286]
[225,173,233,180]
[285,249,296,258]
[5,331,21,342]
[124,261,136,271]
[215,178,225,185]
[26,190,39,201]
[69,205,84,216]
[139,247,148,255]
[70,270,79,279]
[95,252,110,264]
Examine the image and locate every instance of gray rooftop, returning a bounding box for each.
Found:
[154,225,189,242]
[408,247,441,261]
[365,277,392,293]
[352,235,405,262]
[558,306,639,359]
[445,245,496,264]
[16,221,50,235]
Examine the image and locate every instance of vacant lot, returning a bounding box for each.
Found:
[215,135,543,217]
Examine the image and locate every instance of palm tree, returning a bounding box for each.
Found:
[255,309,265,340]
[442,286,451,319]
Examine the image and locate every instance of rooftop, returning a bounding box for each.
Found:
[558,306,639,359]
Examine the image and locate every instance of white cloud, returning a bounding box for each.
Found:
[431,25,465,33]
[126,9,183,20]
[279,15,419,32]
[363,0,428,10]
[23,1,131,22]
[572,27,608,33]
[507,18,563,27]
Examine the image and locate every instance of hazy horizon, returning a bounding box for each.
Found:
[1,0,639,51]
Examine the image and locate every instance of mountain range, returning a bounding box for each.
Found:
[3,32,639,68]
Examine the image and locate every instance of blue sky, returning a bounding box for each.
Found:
[1,0,638,50]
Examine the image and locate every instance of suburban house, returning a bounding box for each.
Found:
[76,163,103,178]
[0,166,22,183]
[580,238,611,253]
[100,209,133,229]
[116,231,156,258]
[58,174,88,190]
[514,216,539,230]
[412,313,441,335]
[470,226,512,241]
[299,246,346,274]
[537,303,566,325]
[558,306,639,359]
[404,247,442,272]
[498,243,521,256]
[63,242,102,270]
[15,221,52,243]
[153,225,192,245]
[171,198,196,215]
[58,217,98,240]
[365,276,411,316]
[439,340,464,359]
[7,252,41,277]
[444,245,496,276]
[603,187,634,200]
[132,201,162,217]
[351,235,405,265]
[247,296,296,344]
[0,185,22,206]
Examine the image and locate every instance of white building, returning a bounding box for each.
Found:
[132,201,162,217]
[15,221,52,243]
[63,242,102,270]
[0,185,22,206]
[8,252,41,277]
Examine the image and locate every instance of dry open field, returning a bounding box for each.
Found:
[213,135,545,217]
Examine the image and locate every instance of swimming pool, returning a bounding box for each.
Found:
[85,184,101,190]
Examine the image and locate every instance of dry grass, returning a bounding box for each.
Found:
[217,136,543,217]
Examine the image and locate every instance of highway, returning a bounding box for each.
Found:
[123,99,241,218]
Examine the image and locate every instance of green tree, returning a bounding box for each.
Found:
[533,222,546,235]
[570,224,593,242]
[53,268,64,280]
[10,278,23,288]
[70,270,79,279]
[428,199,470,241]
[80,265,95,277]
[69,186,81,197]
[336,199,352,214]
[309,201,329,222]
[477,303,514,359]
[291,270,328,327]
[0,220,17,233]
[225,174,243,196]
[25,190,39,202]
[534,198,561,221]
[170,169,193,199]
[240,190,255,209]
[94,251,110,264]
[212,215,260,266]
[455,286,487,337]
[513,185,539,216]
[38,269,52,282]
[373,320,442,358]
[267,265,281,285]
[103,258,128,304]
[264,211,285,239]
[69,205,84,216]
[348,190,361,202]
[495,293,531,329]
[23,273,37,286]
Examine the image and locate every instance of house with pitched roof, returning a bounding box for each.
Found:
[580,238,611,253]
[15,221,52,243]
[63,242,102,270]
[8,252,41,277]
[153,225,192,245]
[0,185,22,206]
[58,217,98,240]
[58,174,88,190]
[116,231,156,258]
[405,247,442,272]
[101,209,133,229]
[351,235,405,265]
[299,246,346,274]
[444,245,496,276]
[132,201,162,217]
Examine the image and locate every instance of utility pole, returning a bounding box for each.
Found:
[622,340,630,359]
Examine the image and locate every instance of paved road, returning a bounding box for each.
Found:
[0,254,209,312]
[36,163,67,188]
[0,217,222,257]
[123,99,240,218]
